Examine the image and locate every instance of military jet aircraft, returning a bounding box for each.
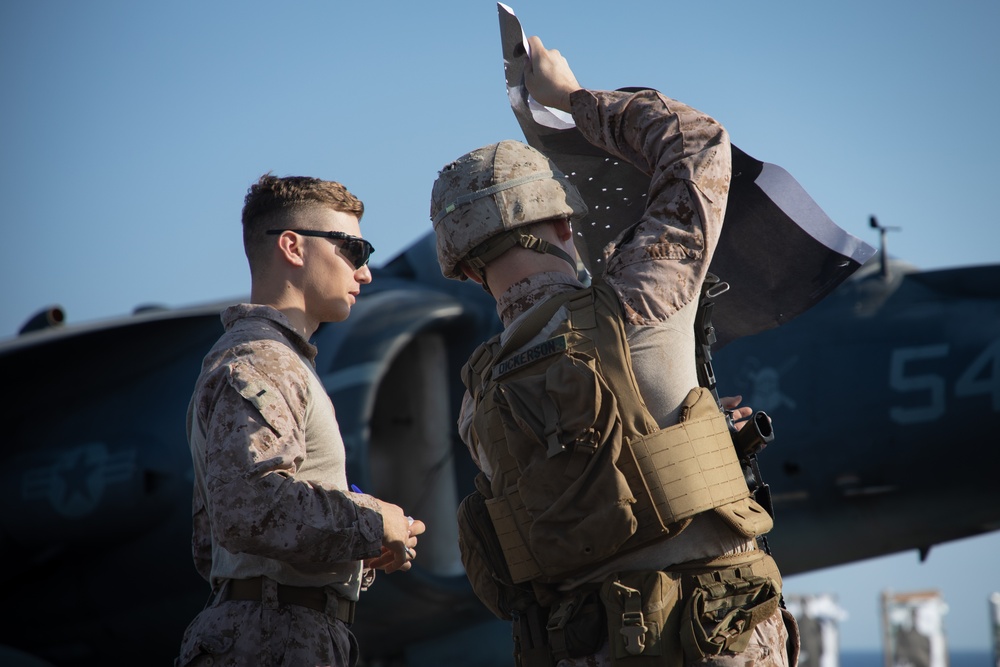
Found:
[1,225,998,666]
[713,234,1000,573]
[2,3,996,661]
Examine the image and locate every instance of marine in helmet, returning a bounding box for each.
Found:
[433,36,798,667]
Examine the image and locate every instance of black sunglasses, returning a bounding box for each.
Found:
[266,229,375,269]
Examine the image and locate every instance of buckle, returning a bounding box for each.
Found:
[620,610,648,655]
[612,582,649,656]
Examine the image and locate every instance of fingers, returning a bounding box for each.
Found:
[523,35,579,112]
[720,394,743,410]
[375,544,410,574]
[731,406,753,421]
[719,395,754,430]
[399,528,420,566]
[526,35,545,62]
[386,535,418,573]
[372,501,424,573]
[407,518,426,537]
[400,530,419,558]
[364,547,395,571]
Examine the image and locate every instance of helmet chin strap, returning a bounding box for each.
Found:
[465,229,577,295]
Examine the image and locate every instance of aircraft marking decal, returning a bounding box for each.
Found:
[743,357,798,413]
[955,339,1000,411]
[21,443,136,517]
[889,339,1000,424]
[889,345,950,425]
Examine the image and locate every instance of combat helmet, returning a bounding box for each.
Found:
[430,140,588,283]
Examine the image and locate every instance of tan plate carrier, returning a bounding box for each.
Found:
[463,282,771,585]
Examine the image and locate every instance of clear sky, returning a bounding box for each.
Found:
[2,0,997,653]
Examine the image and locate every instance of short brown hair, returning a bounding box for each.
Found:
[241,173,365,269]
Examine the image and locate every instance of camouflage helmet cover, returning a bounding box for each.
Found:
[430,140,588,280]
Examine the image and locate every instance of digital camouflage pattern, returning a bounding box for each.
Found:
[571,89,731,326]
[431,139,589,280]
[176,595,357,667]
[180,304,383,665]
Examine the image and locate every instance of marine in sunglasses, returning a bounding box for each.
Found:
[265,228,375,270]
[179,173,423,666]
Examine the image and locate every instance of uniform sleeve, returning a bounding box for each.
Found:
[191,484,213,582]
[195,346,384,566]
[570,88,732,325]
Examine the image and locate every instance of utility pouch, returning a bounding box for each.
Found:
[490,349,638,581]
[545,590,606,661]
[514,604,557,667]
[456,473,537,620]
[679,567,779,660]
[599,571,684,667]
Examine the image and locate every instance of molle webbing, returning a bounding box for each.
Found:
[670,549,783,595]
[621,402,751,543]
[465,283,751,584]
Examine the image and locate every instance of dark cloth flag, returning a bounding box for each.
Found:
[498,3,876,347]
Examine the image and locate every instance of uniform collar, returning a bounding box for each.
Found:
[496,272,585,328]
[221,304,319,362]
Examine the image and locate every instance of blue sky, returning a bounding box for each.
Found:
[2,0,997,652]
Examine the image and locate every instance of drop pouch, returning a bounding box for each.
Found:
[599,570,684,667]
[679,568,780,660]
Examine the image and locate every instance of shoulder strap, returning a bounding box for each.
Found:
[584,282,660,435]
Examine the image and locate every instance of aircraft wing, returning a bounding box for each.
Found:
[498,4,876,346]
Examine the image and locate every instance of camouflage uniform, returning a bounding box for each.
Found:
[457,89,797,666]
[177,304,384,667]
